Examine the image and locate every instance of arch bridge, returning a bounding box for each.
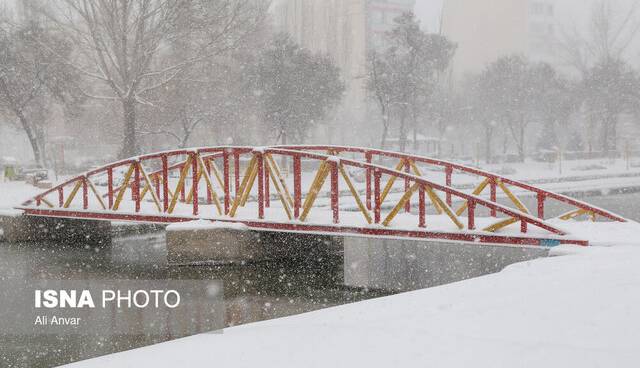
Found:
[18,146,628,247]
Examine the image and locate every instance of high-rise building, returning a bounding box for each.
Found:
[272,0,416,145]
[442,0,557,79]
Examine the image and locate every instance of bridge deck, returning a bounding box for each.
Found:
[18,146,629,248]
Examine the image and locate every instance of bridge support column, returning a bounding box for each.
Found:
[0,212,111,245]
[166,222,341,265]
[344,236,549,291]
[167,222,263,265]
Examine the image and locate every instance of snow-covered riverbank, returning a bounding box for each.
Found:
[0,181,41,210]
[66,225,640,367]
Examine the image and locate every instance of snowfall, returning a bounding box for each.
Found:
[61,227,640,368]
[65,180,640,367]
[2,159,640,367]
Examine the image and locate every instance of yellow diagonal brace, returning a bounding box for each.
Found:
[147,175,174,204]
[424,185,443,215]
[167,157,193,214]
[196,155,223,216]
[483,217,519,232]
[139,174,160,203]
[339,163,372,224]
[426,186,464,229]
[383,183,419,226]
[185,169,204,204]
[497,179,529,214]
[299,161,330,222]
[167,184,175,202]
[239,157,259,207]
[408,160,443,213]
[266,154,294,207]
[558,208,590,221]
[139,182,151,202]
[209,160,226,190]
[229,156,258,217]
[455,178,490,216]
[265,158,293,220]
[40,197,54,208]
[145,175,173,203]
[63,180,83,209]
[408,160,423,176]
[138,163,162,213]
[112,164,135,211]
[86,177,107,210]
[379,159,406,204]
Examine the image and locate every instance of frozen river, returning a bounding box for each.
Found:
[0,191,638,368]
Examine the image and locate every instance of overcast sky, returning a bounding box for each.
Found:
[414,0,640,34]
[415,0,444,33]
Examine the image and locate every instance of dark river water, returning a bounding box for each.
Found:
[1,191,638,368]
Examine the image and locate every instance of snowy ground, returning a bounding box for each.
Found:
[0,180,41,209]
[65,222,640,368]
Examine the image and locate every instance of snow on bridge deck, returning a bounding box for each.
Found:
[17,146,632,247]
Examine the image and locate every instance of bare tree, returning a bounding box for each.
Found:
[557,1,640,154]
[558,0,640,74]
[0,21,79,167]
[141,106,204,149]
[43,0,267,157]
[367,51,394,149]
[139,17,271,149]
[476,56,567,162]
[582,58,639,154]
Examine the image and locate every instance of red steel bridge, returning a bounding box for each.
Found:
[18,146,628,247]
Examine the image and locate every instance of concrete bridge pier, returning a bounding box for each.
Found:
[344,237,549,292]
[0,212,111,245]
[166,222,341,265]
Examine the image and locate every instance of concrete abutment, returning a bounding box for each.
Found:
[0,213,111,245]
[166,224,341,265]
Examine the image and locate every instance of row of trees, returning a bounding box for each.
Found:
[469,0,640,162]
[2,1,639,167]
[0,0,344,167]
[440,54,639,164]
[363,2,640,163]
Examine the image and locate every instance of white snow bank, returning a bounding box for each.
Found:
[0,209,23,217]
[0,181,40,210]
[66,238,640,368]
[166,220,249,232]
[547,220,640,247]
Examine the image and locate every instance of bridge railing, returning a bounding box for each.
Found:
[23,147,573,237]
[258,148,569,236]
[24,146,633,245]
[41,145,620,225]
[276,145,627,223]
